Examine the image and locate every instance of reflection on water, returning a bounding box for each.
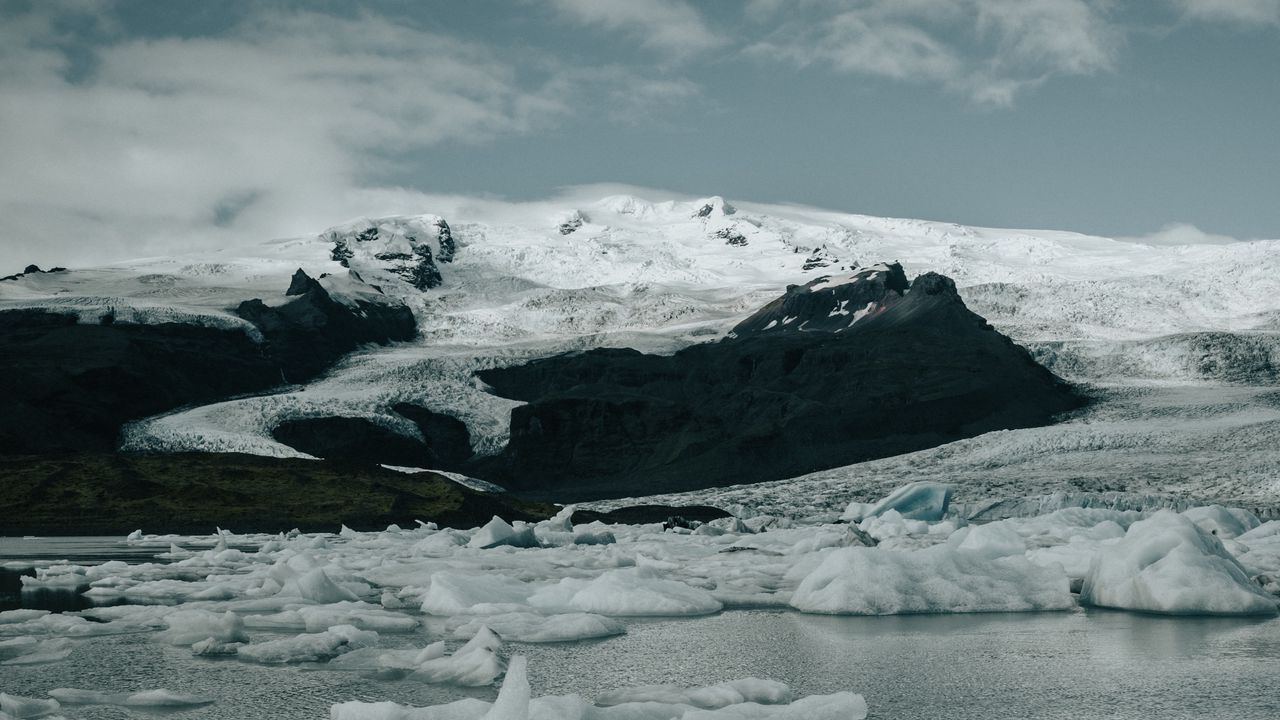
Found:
[0,536,166,613]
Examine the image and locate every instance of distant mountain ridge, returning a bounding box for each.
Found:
[1,189,1277,508]
[475,264,1084,500]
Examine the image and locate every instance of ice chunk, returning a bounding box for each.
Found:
[597,677,792,708]
[1181,505,1260,540]
[413,626,505,686]
[452,612,625,643]
[237,624,378,663]
[0,610,50,624]
[468,517,538,549]
[572,525,616,546]
[244,602,419,633]
[848,481,952,522]
[790,541,1073,614]
[0,637,73,666]
[420,572,532,616]
[480,654,528,719]
[156,610,248,646]
[47,688,213,707]
[277,567,361,603]
[540,505,575,533]
[1081,511,1279,616]
[529,567,722,616]
[0,693,60,718]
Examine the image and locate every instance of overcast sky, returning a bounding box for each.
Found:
[2,0,1278,267]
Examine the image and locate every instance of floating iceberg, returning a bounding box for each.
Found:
[156,610,248,646]
[529,567,722,617]
[790,525,1072,615]
[329,654,868,720]
[1080,511,1278,616]
[237,624,378,664]
[451,612,625,643]
[47,688,213,707]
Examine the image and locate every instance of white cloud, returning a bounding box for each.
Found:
[546,0,726,57]
[745,0,1121,106]
[1170,0,1280,25]
[1119,222,1245,246]
[0,7,573,267]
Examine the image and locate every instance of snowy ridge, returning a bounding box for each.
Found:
[5,187,1280,507]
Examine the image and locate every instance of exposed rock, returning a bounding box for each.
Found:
[321,216,453,290]
[557,211,585,236]
[1,265,69,282]
[0,310,280,454]
[0,272,416,454]
[801,249,836,271]
[270,405,474,472]
[571,505,733,526]
[392,403,475,468]
[272,417,435,468]
[285,268,321,296]
[715,227,748,246]
[729,263,910,336]
[478,265,1085,500]
[234,271,416,382]
[0,453,554,535]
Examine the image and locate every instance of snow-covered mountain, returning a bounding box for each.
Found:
[3,189,1279,509]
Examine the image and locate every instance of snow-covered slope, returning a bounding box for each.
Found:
[4,188,1279,507]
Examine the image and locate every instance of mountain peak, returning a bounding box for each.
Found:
[320,214,453,291]
[728,262,913,336]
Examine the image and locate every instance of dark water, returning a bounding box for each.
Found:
[0,536,166,612]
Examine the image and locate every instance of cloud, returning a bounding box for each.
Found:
[546,0,726,57]
[745,0,1120,106]
[1169,0,1280,25]
[1119,222,1246,246]
[0,6,574,267]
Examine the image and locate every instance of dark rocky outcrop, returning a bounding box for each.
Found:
[1,265,68,282]
[571,505,733,526]
[0,270,415,454]
[268,404,475,472]
[392,403,475,468]
[0,310,281,454]
[271,417,436,468]
[234,270,416,382]
[477,264,1086,501]
[0,453,554,536]
[324,218,452,290]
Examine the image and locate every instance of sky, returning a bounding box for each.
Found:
[1,0,1278,267]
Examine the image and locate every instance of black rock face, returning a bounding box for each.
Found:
[0,453,554,536]
[730,263,911,336]
[272,417,436,468]
[0,310,281,454]
[234,270,416,383]
[477,266,1086,501]
[0,271,416,454]
[269,404,475,471]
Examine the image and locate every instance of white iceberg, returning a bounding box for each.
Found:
[237,624,378,664]
[1080,511,1278,616]
[529,567,722,617]
[790,526,1072,615]
[451,612,625,643]
[156,610,248,646]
